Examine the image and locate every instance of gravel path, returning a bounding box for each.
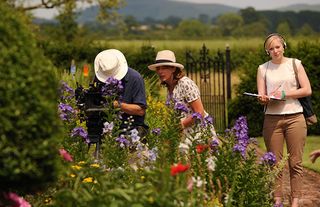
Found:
[256,146,320,207]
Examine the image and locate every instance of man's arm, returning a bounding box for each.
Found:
[113,101,145,116]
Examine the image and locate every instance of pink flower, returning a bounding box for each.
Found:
[59,148,73,162]
[5,192,31,207]
[187,177,193,192]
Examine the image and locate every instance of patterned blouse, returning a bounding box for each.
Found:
[167,76,217,141]
[169,76,201,117]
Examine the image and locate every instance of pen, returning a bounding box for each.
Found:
[270,82,284,95]
[273,84,282,92]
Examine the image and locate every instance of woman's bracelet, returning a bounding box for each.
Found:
[281,90,286,100]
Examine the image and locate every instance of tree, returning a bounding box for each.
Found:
[216,13,244,36]
[234,22,268,37]
[198,14,210,24]
[276,21,292,37]
[55,1,78,41]
[239,7,261,24]
[176,19,210,38]
[8,0,123,21]
[297,23,316,36]
[163,16,182,27]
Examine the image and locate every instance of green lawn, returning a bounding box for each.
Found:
[256,136,320,173]
[95,37,320,52]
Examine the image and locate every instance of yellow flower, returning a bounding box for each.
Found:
[148,196,154,203]
[83,177,93,183]
[70,174,76,178]
[45,198,52,203]
[90,163,100,168]
[71,165,82,170]
[78,161,85,165]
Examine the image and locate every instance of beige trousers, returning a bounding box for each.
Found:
[263,113,307,198]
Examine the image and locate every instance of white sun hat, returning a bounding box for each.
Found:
[94,49,128,82]
[148,50,184,71]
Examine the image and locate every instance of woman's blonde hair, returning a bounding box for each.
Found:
[264,33,286,54]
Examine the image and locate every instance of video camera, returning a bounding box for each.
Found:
[75,81,107,158]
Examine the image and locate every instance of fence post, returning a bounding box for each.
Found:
[226,45,231,100]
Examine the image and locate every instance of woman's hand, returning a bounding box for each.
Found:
[258,95,270,105]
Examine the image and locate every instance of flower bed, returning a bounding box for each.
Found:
[3,79,281,207]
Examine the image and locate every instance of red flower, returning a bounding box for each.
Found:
[170,163,190,176]
[59,148,73,162]
[196,144,208,153]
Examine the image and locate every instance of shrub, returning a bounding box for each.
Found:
[0,2,61,194]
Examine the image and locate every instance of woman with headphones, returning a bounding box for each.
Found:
[256,33,312,207]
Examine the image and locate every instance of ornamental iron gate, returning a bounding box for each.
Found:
[185,45,231,132]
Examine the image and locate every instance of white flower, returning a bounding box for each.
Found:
[206,156,217,171]
[192,176,206,188]
[179,142,189,154]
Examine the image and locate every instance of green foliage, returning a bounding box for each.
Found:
[176,19,211,38]
[0,2,61,193]
[216,13,244,36]
[26,74,279,206]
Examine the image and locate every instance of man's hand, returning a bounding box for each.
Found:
[310,149,320,163]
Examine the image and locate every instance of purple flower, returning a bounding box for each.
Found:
[261,152,277,166]
[71,127,89,143]
[148,147,158,161]
[103,122,114,134]
[204,115,214,125]
[58,103,75,121]
[116,135,130,148]
[165,98,171,106]
[151,128,161,136]
[192,112,203,125]
[59,81,74,100]
[210,139,219,149]
[231,116,250,157]
[101,77,124,97]
[130,129,140,143]
[174,102,188,113]
[233,144,246,157]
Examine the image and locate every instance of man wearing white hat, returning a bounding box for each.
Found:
[94,49,148,137]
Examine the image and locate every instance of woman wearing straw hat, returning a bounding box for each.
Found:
[148,50,217,139]
[94,49,149,137]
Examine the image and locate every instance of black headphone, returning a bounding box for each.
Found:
[264,33,287,55]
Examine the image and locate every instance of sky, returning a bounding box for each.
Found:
[31,0,320,19]
[173,0,320,10]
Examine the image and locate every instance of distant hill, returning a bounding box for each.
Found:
[77,0,239,23]
[277,4,320,12]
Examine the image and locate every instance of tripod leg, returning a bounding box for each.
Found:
[94,142,100,161]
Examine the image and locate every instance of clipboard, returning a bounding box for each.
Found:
[243,92,285,101]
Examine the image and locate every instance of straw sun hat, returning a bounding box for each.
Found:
[148,50,184,71]
[94,49,128,82]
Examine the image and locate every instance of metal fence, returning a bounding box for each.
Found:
[185,45,231,132]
